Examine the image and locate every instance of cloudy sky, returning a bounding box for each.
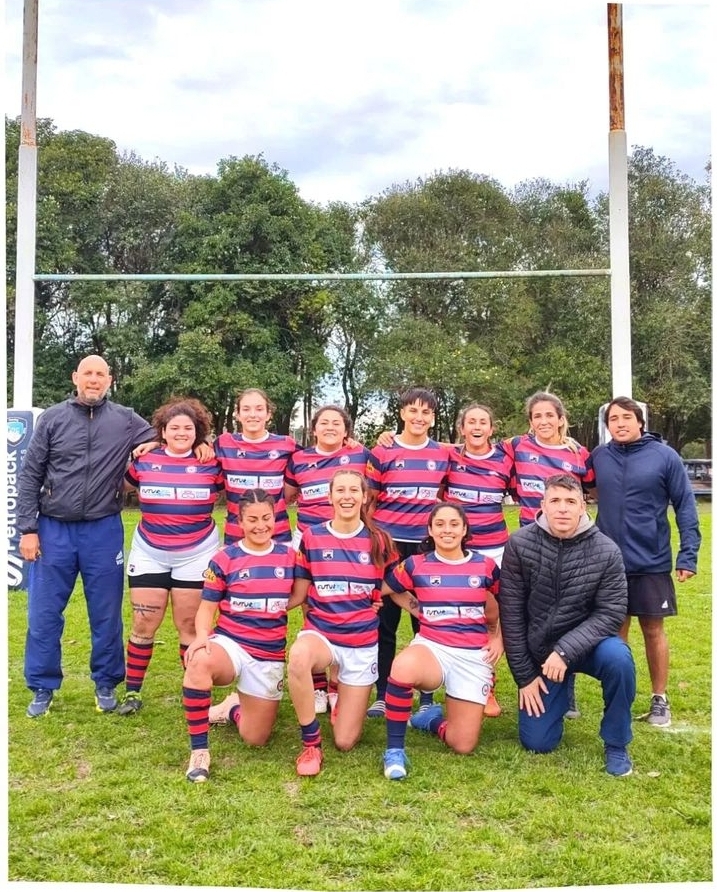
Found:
[4,0,713,206]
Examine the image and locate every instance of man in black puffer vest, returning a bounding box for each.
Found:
[499,473,636,777]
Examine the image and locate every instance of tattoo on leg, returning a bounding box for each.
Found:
[132,603,162,617]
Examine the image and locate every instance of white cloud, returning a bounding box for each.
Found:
[4,0,712,204]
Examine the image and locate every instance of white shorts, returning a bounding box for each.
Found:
[127,528,220,582]
[297,630,378,686]
[409,633,493,705]
[209,634,284,701]
[475,545,504,568]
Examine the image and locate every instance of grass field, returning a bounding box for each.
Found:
[6,504,712,890]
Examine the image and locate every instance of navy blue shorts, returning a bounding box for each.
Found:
[627,573,677,617]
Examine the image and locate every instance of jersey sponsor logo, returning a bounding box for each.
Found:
[302,482,330,501]
[561,461,575,472]
[177,487,211,500]
[274,567,286,579]
[422,605,458,621]
[359,552,370,564]
[259,475,283,489]
[339,454,350,465]
[229,597,264,612]
[418,487,439,500]
[349,582,374,596]
[387,486,417,498]
[448,486,477,503]
[315,580,349,596]
[478,492,504,504]
[522,479,544,494]
[267,598,288,613]
[468,576,481,588]
[203,568,217,582]
[139,485,175,499]
[427,460,437,471]
[185,466,197,474]
[430,576,441,585]
[460,605,484,618]
[226,474,258,489]
[322,549,334,560]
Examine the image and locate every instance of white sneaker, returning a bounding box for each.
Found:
[208,692,240,725]
[314,690,328,714]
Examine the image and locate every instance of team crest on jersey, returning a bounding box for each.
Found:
[427,460,436,471]
[239,568,250,579]
[274,567,285,578]
[468,576,481,588]
[186,466,197,474]
[203,568,216,582]
[323,549,334,560]
[359,552,370,564]
[339,454,350,465]
[269,450,279,460]
[430,576,441,586]
[562,462,574,472]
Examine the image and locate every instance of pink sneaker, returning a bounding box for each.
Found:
[296,745,323,776]
[208,692,240,725]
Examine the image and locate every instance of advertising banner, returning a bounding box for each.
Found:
[7,409,42,590]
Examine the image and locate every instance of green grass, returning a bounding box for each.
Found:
[7,505,712,889]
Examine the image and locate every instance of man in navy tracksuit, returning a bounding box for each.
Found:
[17,355,156,717]
[587,396,701,728]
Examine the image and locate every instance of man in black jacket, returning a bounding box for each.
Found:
[17,355,156,717]
[499,474,636,776]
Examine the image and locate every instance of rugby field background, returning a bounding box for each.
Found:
[6,504,712,890]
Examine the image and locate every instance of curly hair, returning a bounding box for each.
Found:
[151,397,213,449]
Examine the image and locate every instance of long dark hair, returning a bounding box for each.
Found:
[420,501,470,555]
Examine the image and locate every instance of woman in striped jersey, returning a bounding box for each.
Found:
[444,402,513,718]
[502,390,595,718]
[381,502,503,780]
[214,388,297,545]
[118,398,224,716]
[182,489,297,783]
[286,469,397,777]
[284,405,372,714]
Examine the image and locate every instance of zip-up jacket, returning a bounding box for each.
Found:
[588,433,701,574]
[499,513,627,689]
[17,397,155,532]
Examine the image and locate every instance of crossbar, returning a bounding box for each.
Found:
[34,269,611,282]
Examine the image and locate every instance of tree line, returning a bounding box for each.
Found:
[5,116,712,452]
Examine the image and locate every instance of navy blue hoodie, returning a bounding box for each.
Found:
[588,433,700,575]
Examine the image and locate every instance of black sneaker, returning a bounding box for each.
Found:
[117,692,143,716]
[27,689,53,718]
[95,686,118,713]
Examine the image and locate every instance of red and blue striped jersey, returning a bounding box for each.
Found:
[384,550,499,650]
[214,431,296,544]
[285,443,371,531]
[445,444,513,548]
[366,439,450,542]
[125,449,223,551]
[296,522,395,648]
[503,434,595,526]
[201,542,296,661]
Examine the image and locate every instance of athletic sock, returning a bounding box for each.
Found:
[312,671,328,693]
[183,686,211,750]
[385,677,413,749]
[300,718,322,748]
[178,642,189,667]
[125,640,153,693]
